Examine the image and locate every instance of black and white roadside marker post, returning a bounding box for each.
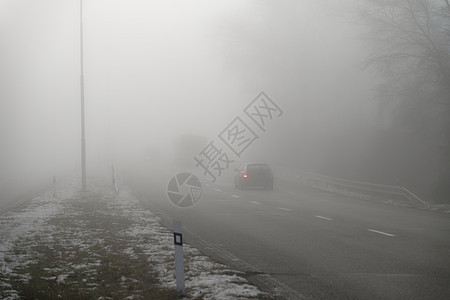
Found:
[173,220,185,296]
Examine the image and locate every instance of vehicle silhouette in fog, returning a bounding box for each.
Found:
[234,163,274,190]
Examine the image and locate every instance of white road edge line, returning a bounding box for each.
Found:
[315,215,333,221]
[231,195,240,198]
[277,207,292,211]
[367,229,396,237]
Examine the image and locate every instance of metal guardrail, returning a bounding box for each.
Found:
[273,166,429,209]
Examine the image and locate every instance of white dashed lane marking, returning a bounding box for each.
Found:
[250,201,261,205]
[367,229,396,237]
[277,207,292,211]
[231,195,240,198]
[315,215,334,221]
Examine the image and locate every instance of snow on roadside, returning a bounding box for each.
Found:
[103,180,264,299]
[0,176,265,299]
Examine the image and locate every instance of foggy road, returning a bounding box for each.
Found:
[131,174,450,299]
[2,0,449,298]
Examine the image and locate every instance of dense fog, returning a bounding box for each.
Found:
[1,0,449,203]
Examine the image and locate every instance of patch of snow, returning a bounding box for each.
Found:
[56,274,68,284]
[0,175,265,299]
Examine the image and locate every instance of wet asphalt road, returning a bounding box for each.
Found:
[131,172,450,299]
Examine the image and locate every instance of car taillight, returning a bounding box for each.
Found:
[243,172,248,178]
